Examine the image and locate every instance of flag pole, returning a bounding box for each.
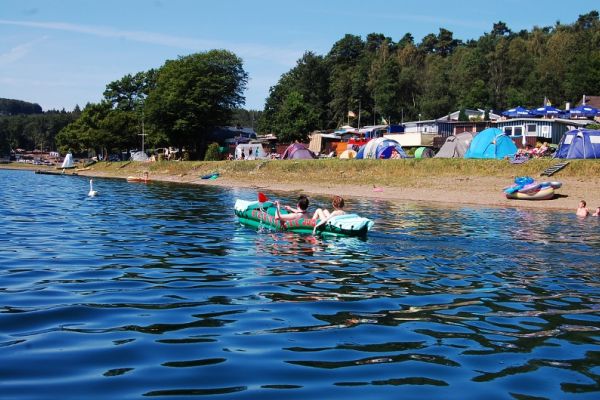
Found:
[358,100,361,130]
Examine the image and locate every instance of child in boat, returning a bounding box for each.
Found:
[576,200,589,217]
[275,195,310,221]
[312,195,346,234]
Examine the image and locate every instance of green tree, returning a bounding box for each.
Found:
[103,70,156,111]
[145,50,247,158]
[273,91,320,143]
[56,102,118,156]
[204,142,221,161]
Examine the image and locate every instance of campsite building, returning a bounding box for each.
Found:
[493,118,589,146]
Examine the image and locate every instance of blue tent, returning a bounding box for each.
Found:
[531,105,563,117]
[502,106,532,118]
[464,128,518,159]
[355,138,407,159]
[555,129,600,159]
[568,105,599,119]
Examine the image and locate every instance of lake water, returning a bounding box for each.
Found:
[1,169,599,399]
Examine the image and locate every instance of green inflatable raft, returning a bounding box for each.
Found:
[234,199,374,237]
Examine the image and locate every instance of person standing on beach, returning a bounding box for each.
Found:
[576,200,589,217]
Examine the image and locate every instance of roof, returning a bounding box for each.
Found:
[437,109,501,122]
[578,95,600,109]
[494,118,589,126]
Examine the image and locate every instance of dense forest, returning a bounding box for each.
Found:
[0,103,81,156]
[1,11,598,158]
[0,98,43,115]
[259,11,600,142]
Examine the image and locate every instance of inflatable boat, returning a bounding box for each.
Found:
[234,199,374,237]
[506,186,555,200]
[504,177,561,200]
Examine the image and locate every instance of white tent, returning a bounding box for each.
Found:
[130,151,149,161]
[235,143,267,160]
[61,152,74,168]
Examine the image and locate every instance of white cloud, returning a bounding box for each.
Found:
[0,36,47,66]
[0,19,302,67]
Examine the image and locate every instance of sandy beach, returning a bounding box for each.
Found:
[4,161,599,212]
[74,167,599,213]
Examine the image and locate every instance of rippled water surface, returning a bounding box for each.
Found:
[1,169,599,399]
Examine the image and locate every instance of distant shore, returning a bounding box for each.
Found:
[3,159,600,212]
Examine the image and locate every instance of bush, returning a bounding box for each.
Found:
[204,143,221,161]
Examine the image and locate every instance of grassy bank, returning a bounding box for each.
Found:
[16,158,596,187]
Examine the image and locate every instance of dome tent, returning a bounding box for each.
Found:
[435,132,475,158]
[356,138,407,159]
[555,129,600,159]
[339,149,357,159]
[464,128,518,159]
[281,143,316,159]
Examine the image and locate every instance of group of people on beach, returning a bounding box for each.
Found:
[517,142,551,159]
[273,194,346,234]
[577,200,600,217]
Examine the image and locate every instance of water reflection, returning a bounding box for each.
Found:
[0,170,599,399]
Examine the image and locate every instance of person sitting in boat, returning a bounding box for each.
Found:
[576,200,589,217]
[274,195,310,222]
[312,195,346,234]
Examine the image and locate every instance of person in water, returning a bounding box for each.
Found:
[275,195,310,222]
[576,200,589,217]
[312,195,346,234]
[593,207,600,217]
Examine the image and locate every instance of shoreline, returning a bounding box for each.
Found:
[3,161,599,212]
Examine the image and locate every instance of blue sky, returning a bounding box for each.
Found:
[1,0,598,111]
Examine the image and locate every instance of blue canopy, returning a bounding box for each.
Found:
[531,105,563,117]
[568,105,599,118]
[502,106,532,118]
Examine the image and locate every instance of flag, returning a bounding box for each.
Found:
[258,192,268,203]
[348,111,356,118]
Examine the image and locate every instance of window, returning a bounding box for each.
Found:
[514,127,523,136]
[564,135,574,144]
[504,127,512,135]
[527,124,537,133]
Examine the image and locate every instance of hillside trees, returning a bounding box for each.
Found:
[0,98,42,115]
[258,10,600,137]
